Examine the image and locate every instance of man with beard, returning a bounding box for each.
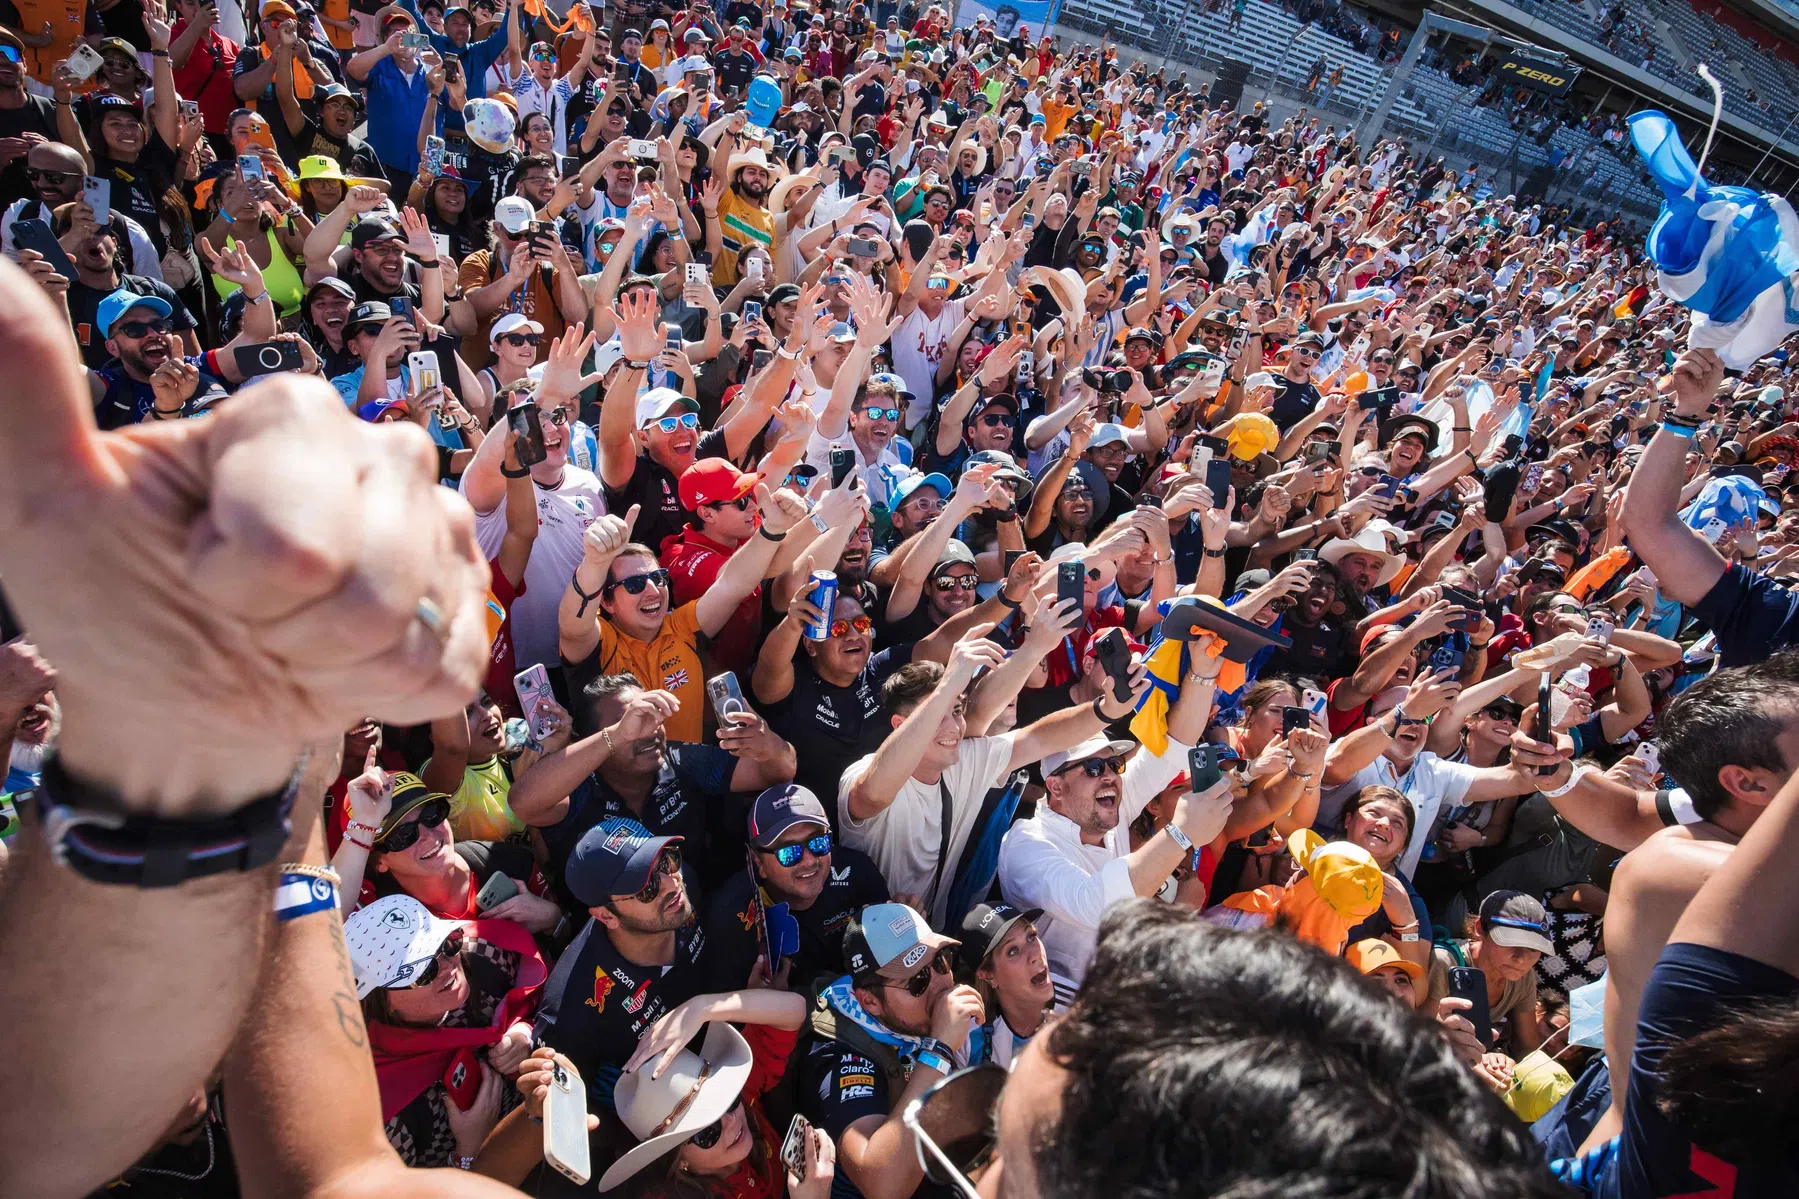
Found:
[705,785,890,989]
[1256,560,1352,679]
[1267,330,1327,430]
[77,290,230,426]
[507,672,794,888]
[927,338,1029,475]
[704,114,773,286]
[392,0,518,99]
[50,202,197,369]
[0,29,57,209]
[0,637,55,840]
[2,143,160,280]
[273,78,379,180]
[305,199,449,326]
[882,465,1013,641]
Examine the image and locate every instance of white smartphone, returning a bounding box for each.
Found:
[543,1059,592,1185]
[82,176,111,225]
[65,45,105,82]
[746,255,766,282]
[685,260,710,287]
[1639,741,1661,777]
[1301,687,1327,717]
[628,138,659,160]
[513,665,555,740]
[407,350,441,395]
[1586,613,1613,645]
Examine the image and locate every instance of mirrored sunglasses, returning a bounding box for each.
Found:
[764,832,833,868]
[652,412,700,433]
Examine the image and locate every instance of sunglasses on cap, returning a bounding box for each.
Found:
[397,929,465,990]
[651,412,700,433]
[376,796,452,853]
[626,847,682,903]
[113,317,173,339]
[890,948,953,998]
[933,574,978,592]
[607,567,670,596]
[860,405,902,421]
[500,332,542,347]
[1061,755,1125,779]
[686,1094,743,1149]
[831,614,874,638]
[762,831,832,868]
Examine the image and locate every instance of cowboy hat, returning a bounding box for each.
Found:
[598,1021,754,1190]
[1318,525,1406,587]
[1023,265,1087,321]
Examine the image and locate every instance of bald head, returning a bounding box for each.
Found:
[25,143,85,205]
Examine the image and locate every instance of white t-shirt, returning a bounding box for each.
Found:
[462,465,606,671]
[1317,750,1483,879]
[839,733,1014,930]
[890,296,966,429]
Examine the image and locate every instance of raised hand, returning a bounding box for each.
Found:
[538,321,607,399]
[399,206,440,260]
[609,291,665,364]
[582,502,639,565]
[611,688,679,742]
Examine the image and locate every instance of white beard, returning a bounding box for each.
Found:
[9,738,48,777]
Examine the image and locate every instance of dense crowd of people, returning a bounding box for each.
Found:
[5,0,1799,1195]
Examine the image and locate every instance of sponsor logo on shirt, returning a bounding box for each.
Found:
[623,976,654,1014]
[841,1084,875,1100]
[589,970,615,1012]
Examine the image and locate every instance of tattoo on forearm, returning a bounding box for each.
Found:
[325,919,367,1049]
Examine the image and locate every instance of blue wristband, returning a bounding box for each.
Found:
[913,1049,954,1076]
[274,871,340,921]
[1659,421,1698,440]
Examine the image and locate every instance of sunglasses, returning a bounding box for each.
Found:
[979,413,1016,428]
[687,1094,743,1149]
[1062,756,1125,778]
[400,930,465,990]
[1293,346,1321,358]
[830,614,874,637]
[376,796,452,853]
[607,567,671,596]
[544,407,570,426]
[113,318,173,339]
[1356,466,1386,478]
[763,832,833,868]
[891,948,953,998]
[25,167,77,184]
[925,276,953,289]
[0,45,20,63]
[933,575,979,592]
[860,406,902,421]
[707,495,753,511]
[651,412,700,433]
[1482,703,1524,723]
[628,847,682,904]
[500,332,542,347]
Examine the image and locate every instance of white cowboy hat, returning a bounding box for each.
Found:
[597,1022,754,1191]
[1024,265,1087,320]
[1318,525,1406,587]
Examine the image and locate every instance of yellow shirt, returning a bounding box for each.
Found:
[587,601,707,744]
[715,186,774,288]
[425,754,524,843]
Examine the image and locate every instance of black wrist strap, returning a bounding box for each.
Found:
[501,463,532,478]
[35,754,303,888]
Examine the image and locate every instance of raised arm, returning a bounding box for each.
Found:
[844,639,1001,823]
[695,485,806,637]
[1622,348,1731,606]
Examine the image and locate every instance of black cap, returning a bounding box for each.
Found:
[345,301,394,332]
[1158,596,1293,663]
[565,819,681,906]
[746,785,830,849]
[954,902,1042,977]
[1527,516,1583,548]
[350,217,405,251]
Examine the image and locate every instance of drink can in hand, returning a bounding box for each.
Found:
[803,570,837,642]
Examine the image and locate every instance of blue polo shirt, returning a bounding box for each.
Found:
[1689,563,1799,668]
[394,0,513,99]
[360,56,434,173]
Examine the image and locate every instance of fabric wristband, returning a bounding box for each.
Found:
[274,871,340,921]
[1658,421,1698,440]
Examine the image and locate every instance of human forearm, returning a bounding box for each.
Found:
[508,731,613,823]
[846,682,960,820]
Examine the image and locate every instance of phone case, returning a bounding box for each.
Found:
[780,1114,810,1178]
[514,665,554,737]
[509,404,547,467]
[707,672,749,724]
[1094,628,1132,703]
[544,1060,593,1184]
[1056,561,1085,613]
[476,871,518,910]
[1447,966,1493,1048]
[1187,745,1223,792]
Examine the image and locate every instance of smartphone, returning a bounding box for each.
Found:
[424,134,446,177]
[1280,705,1309,735]
[11,217,76,282]
[628,138,659,160]
[752,347,774,372]
[1522,463,1544,493]
[475,871,518,911]
[739,301,763,329]
[82,176,110,225]
[237,153,264,181]
[827,145,853,166]
[1304,439,1332,465]
[1429,641,1465,673]
[1501,433,1524,459]
[390,294,412,320]
[1639,740,1661,777]
[234,340,304,379]
[1300,686,1327,717]
[1374,473,1400,500]
[1533,671,1558,775]
[664,326,683,355]
[1003,549,1025,577]
[513,663,555,738]
[780,1113,812,1179]
[65,44,105,82]
[746,255,766,282]
[1294,548,1319,563]
[1587,613,1614,645]
[1216,290,1245,312]
[1015,350,1035,386]
[1441,585,1481,631]
[543,1058,593,1185]
[1446,966,1493,1049]
[1203,457,1233,508]
[1056,559,1085,614]
[407,350,441,395]
[829,446,856,488]
[842,235,883,258]
[1093,627,1133,705]
[400,30,432,50]
[1188,744,1224,792]
[508,403,547,467]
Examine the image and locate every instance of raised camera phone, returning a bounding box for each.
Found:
[1587,613,1614,645]
[65,44,105,82]
[1300,687,1327,717]
[508,402,546,467]
[424,134,446,177]
[1281,705,1310,735]
[1188,744,1225,792]
[847,237,881,257]
[82,176,110,225]
[1203,457,1233,508]
[543,1058,593,1184]
[741,300,762,325]
[513,663,555,738]
[12,217,76,281]
[751,348,774,372]
[707,672,750,726]
[407,350,441,395]
[780,1114,812,1179]
[829,446,856,488]
[1429,641,1465,674]
[1295,547,1319,562]
[1374,473,1401,500]
[237,153,264,181]
[685,260,710,287]
[400,30,432,50]
[475,871,518,911]
[1216,290,1245,311]
[1003,550,1025,577]
[234,340,304,380]
[1533,671,1558,776]
[1093,627,1133,704]
[1446,966,1493,1049]
[1056,560,1085,614]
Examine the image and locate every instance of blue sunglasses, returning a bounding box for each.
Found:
[763,832,832,867]
[860,406,901,421]
[651,412,700,433]
[0,45,19,63]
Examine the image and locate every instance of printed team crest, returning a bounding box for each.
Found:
[899,943,929,969]
[381,906,413,929]
[590,969,616,1012]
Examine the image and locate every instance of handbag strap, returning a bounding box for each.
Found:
[923,778,954,918]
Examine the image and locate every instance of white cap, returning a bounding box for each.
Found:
[489,311,546,344]
[493,195,536,236]
[343,895,463,999]
[635,386,693,427]
[1089,422,1129,449]
[593,337,626,376]
[1244,371,1279,391]
[1042,734,1137,778]
[677,54,712,74]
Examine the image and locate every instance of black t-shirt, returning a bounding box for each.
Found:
[1689,562,1799,669]
[275,116,381,182]
[1605,942,1799,1198]
[1259,617,1350,681]
[795,1036,959,1199]
[67,272,196,368]
[0,94,57,209]
[94,131,180,254]
[711,47,760,94]
[703,845,889,991]
[1267,374,1322,431]
[764,645,912,825]
[603,432,727,556]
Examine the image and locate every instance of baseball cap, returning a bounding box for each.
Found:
[746,784,830,849]
[892,471,952,507]
[1478,890,1554,956]
[92,92,144,118]
[345,301,395,333]
[343,895,464,998]
[843,902,959,981]
[372,771,449,841]
[307,276,357,302]
[1345,938,1424,980]
[350,217,405,250]
[1041,733,1136,778]
[679,457,759,510]
[356,398,410,422]
[868,370,915,401]
[955,902,1043,977]
[96,289,173,339]
[636,388,699,428]
[1087,422,1129,450]
[566,818,682,907]
[931,538,977,576]
[766,282,802,307]
[488,312,545,344]
[493,195,536,236]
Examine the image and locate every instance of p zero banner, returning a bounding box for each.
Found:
[1496,53,1581,97]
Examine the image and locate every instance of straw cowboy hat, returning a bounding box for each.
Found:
[1318,524,1406,588]
[1022,265,1089,319]
[597,1022,754,1191]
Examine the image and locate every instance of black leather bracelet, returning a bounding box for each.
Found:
[501,463,532,478]
[758,525,788,541]
[35,754,303,888]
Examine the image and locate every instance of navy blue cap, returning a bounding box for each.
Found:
[565,818,680,906]
[747,785,830,849]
